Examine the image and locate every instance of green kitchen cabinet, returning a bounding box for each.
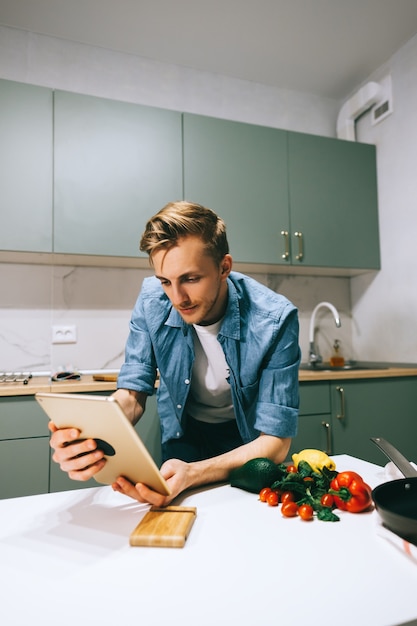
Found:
[49,392,162,493]
[183,113,290,265]
[0,79,53,253]
[0,396,50,499]
[288,132,380,270]
[53,91,183,257]
[183,112,380,271]
[286,382,332,461]
[331,377,417,465]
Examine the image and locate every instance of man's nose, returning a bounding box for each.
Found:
[170,283,188,306]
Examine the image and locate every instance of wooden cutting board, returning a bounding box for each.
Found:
[92,374,118,382]
[130,506,197,548]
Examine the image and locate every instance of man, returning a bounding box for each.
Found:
[49,201,300,506]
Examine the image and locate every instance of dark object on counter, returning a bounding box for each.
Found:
[371,437,417,546]
[51,371,81,381]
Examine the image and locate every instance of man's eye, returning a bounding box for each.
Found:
[185,277,199,283]
[159,280,170,286]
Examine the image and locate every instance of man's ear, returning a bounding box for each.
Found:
[221,254,233,277]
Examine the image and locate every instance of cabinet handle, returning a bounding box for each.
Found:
[294,231,303,261]
[336,386,345,420]
[281,230,289,260]
[322,421,332,455]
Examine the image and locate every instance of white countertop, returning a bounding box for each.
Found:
[1,455,416,626]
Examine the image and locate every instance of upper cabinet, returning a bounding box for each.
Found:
[288,132,380,270]
[183,113,380,272]
[0,80,53,253]
[183,113,290,265]
[53,91,183,257]
[0,79,380,273]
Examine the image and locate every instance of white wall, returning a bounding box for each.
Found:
[352,34,417,362]
[1,24,414,372]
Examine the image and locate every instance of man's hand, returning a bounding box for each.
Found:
[112,458,192,506]
[48,421,106,481]
[111,433,291,506]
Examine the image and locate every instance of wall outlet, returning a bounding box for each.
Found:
[52,325,77,344]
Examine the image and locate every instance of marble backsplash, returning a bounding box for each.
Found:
[0,262,352,373]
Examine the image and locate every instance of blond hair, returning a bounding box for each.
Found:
[140,201,229,265]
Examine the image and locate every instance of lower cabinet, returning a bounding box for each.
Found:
[295,377,417,467]
[286,382,331,462]
[0,392,162,499]
[3,377,416,498]
[331,377,417,466]
[0,438,50,499]
[0,396,50,499]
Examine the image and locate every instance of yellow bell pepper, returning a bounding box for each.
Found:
[292,449,336,472]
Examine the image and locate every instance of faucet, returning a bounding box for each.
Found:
[309,301,341,365]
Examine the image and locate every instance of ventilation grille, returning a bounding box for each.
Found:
[371,75,393,126]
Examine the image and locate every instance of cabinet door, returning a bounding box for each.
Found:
[0,438,50,499]
[288,132,380,269]
[287,382,332,460]
[0,79,53,252]
[183,113,290,264]
[0,396,49,439]
[0,396,50,499]
[54,91,183,257]
[331,378,417,465]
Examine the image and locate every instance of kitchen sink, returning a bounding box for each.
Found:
[299,361,388,372]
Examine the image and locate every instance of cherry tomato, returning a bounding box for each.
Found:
[266,491,279,507]
[286,465,298,473]
[298,504,314,521]
[320,493,334,508]
[280,491,295,504]
[281,502,299,517]
[259,487,272,502]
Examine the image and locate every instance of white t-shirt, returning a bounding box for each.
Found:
[187,320,235,424]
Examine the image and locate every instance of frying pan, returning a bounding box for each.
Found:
[371,437,417,546]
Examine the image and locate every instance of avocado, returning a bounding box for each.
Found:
[229,457,284,493]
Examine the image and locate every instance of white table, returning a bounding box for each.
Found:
[1,455,416,626]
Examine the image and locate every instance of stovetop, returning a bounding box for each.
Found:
[0,373,33,384]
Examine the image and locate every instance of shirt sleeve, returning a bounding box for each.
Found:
[117,289,158,396]
[253,306,300,439]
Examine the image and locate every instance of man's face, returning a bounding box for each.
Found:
[152,235,232,326]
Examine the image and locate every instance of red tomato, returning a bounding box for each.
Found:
[259,487,272,502]
[298,504,314,521]
[280,491,295,504]
[266,491,279,507]
[320,493,334,508]
[281,502,299,518]
[286,465,298,473]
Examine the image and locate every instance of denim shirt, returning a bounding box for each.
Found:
[118,271,300,444]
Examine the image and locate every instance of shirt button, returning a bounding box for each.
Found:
[177,404,182,409]
[184,379,190,384]
[176,432,181,437]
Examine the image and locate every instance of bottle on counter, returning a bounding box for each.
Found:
[330,339,345,367]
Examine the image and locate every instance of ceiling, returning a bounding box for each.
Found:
[1,0,417,100]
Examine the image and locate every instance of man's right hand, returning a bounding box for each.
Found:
[48,422,106,481]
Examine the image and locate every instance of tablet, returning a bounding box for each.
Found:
[35,392,170,495]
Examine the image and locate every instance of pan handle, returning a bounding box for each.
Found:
[370,437,417,478]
